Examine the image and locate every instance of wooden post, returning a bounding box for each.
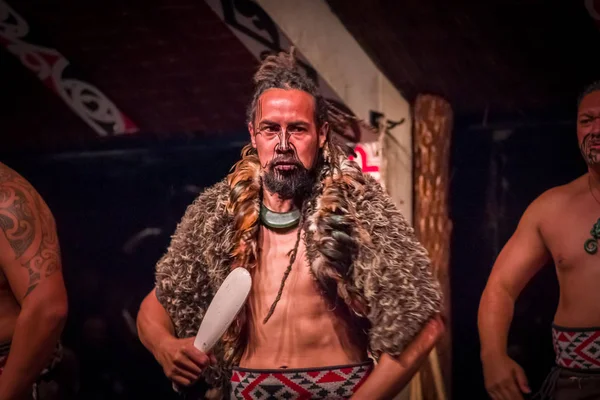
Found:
[411,94,453,400]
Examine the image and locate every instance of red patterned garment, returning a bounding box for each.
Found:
[552,324,600,370]
[0,342,62,400]
[230,361,373,400]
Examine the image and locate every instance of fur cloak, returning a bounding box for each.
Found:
[154,154,443,398]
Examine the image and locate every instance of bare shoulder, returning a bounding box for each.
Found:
[0,162,61,298]
[0,162,55,226]
[525,176,584,218]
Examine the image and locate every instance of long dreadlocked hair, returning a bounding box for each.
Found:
[227,48,366,272]
[222,49,372,360]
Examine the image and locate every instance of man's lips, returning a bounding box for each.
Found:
[274,164,298,171]
[273,159,300,168]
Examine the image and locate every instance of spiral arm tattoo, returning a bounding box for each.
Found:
[0,166,60,298]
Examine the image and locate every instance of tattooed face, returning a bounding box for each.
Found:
[249,88,327,199]
[578,90,600,166]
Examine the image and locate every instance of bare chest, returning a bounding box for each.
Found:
[241,229,365,367]
[249,234,324,321]
[543,201,600,273]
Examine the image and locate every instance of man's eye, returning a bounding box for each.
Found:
[580,119,591,125]
[262,126,279,133]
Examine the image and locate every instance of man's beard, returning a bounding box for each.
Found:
[263,156,317,200]
[580,133,600,166]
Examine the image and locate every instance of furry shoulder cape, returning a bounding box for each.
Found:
[155,162,442,396]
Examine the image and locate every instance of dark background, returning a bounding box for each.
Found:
[1,136,247,399]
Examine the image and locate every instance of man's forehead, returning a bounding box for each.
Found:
[257,89,315,118]
[579,90,600,114]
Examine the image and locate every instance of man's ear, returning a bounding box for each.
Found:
[249,122,256,148]
[319,122,328,148]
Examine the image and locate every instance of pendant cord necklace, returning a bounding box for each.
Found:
[585,175,600,254]
[589,175,600,205]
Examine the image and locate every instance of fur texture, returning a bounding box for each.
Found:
[155,145,443,398]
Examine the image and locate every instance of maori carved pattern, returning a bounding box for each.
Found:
[0,1,138,136]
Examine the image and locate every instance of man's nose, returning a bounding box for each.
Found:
[277,131,291,151]
[591,118,600,133]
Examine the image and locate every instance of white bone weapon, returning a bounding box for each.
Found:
[193,267,252,352]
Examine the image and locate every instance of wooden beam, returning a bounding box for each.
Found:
[412,94,453,400]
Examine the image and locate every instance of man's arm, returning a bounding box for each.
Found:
[137,289,213,387]
[478,196,551,399]
[352,316,445,400]
[136,183,230,388]
[0,168,67,400]
[347,176,444,398]
[138,288,176,357]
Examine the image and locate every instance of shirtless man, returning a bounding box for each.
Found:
[137,49,444,399]
[0,163,67,400]
[479,81,600,400]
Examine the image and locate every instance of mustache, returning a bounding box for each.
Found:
[582,134,600,147]
[589,139,600,146]
[269,157,304,168]
[580,133,600,165]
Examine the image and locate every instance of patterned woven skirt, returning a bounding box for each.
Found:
[230,360,374,400]
[534,324,600,399]
[552,324,600,370]
[0,341,63,400]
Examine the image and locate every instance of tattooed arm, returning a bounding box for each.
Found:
[0,164,67,400]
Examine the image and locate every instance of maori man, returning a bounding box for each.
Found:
[137,49,444,399]
[0,163,67,400]
[479,81,600,400]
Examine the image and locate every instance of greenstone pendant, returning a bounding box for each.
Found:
[584,218,600,255]
[260,204,300,230]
